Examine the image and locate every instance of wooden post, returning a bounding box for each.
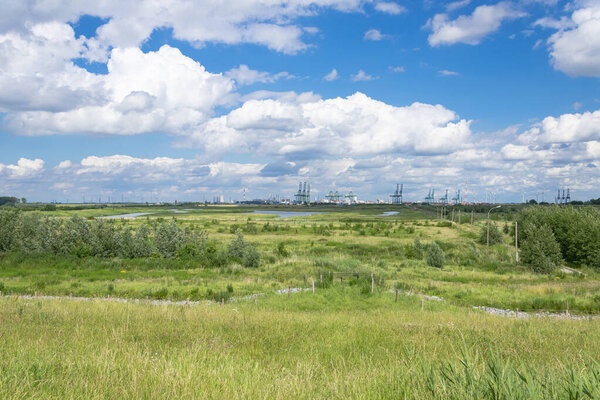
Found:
[371,274,374,293]
[566,301,569,317]
[222,298,224,306]
[515,221,519,263]
[468,307,471,316]
[312,279,315,294]
[320,274,323,283]
[288,286,291,298]
[470,210,473,232]
[421,298,424,311]
[516,308,519,319]
[395,289,398,303]
[254,294,257,306]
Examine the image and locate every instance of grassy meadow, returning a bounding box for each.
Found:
[1,204,600,398]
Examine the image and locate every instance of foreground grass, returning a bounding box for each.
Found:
[1,290,600,399]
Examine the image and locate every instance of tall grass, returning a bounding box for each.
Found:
[1,291,600,399]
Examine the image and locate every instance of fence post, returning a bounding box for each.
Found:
[254,294,257,307]
[320,274,323,283]
[222,298,224,306]
[515,221,519,263]
[421,298,424,311]
[516,308,519,319]
[312,279,315,294]
[288,286,291,298]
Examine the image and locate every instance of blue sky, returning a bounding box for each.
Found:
[0,0,599,203]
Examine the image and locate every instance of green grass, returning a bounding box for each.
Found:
[1,290,600,399]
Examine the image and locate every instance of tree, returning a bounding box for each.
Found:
[426,242,445,269]
[479,223,503,245]
[520,223,563,274]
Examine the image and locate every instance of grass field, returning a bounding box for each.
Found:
[2,290,600,399]
[1,204,600,398]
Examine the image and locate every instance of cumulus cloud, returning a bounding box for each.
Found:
[364,29,390,40]
[427,2,526,46]
[181,92,472,158]
[3,45,235,135]
[374,2,406,15]
[0,158,45,178]
[517,109,600,144]
[324,68,339,81]
[389,66,405,72]
[0,1,370,56]
[547,3,600,77]
[351,70,376,81]
[439,69,460,76]
[226,64,292,86]
[446,0,471,12]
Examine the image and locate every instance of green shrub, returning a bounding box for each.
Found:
[426,242,445,269]
[479,222,503,245]
[413,236,424,259]
[242,246,260,268]
[228,231,246,259]
[276,242,290,257]
[520,223,563,274]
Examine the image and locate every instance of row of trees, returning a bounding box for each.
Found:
[517,206,600,273]
[0,211,260,267]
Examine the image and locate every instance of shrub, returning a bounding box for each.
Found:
[413,236,424,259]
[155,221,183,258]
[520,223,563,274]
[426,242,445,269]
[228,231,246,259]
[479,222,503,245]
[276,242,290,258]
[242,245,260,268]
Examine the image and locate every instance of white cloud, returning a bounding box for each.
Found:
[351,70,377,81]
[4,45,235,136]
[181,92,472,157]
[0,1,369,56]
[374,2,406,15]
[547,3,600,77]
[427,2,526,46]
[226,64,292,86]
[389,66,405,72]
[364,29,390,40]
[517,109,600,144]
[324,68,339,81]
[0,158,45,178]
[446,0,471,12]
[439,69,460,76]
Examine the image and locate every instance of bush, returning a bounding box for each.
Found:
[520,223,563,274]
[228,231,246,259]
[426,242,445,269]
[479,222,503,245]
[242,245,260,268]
[413,236,424,259]
[517,205,600,269]
[155,220,183,258]
[276,242,290,258]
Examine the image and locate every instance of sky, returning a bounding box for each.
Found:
[1,0,599,203]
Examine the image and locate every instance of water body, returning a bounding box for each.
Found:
[377,211,399,216]
[100,212,155,219]
[169,209,189,213]
[251,211,326,219]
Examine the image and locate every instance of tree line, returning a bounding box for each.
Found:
[0,211,260,268]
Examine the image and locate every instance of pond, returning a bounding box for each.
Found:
[376,211,399,216]
[250,211,327,219]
